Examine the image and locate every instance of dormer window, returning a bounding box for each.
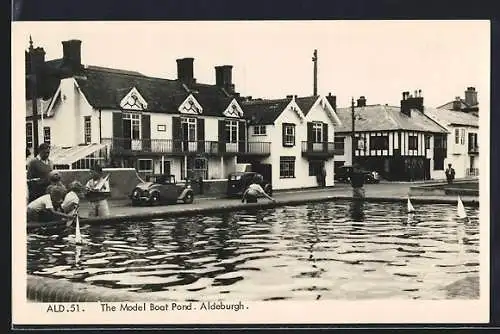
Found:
[253,125,266,136]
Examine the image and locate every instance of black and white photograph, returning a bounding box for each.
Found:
[12,20,489,324]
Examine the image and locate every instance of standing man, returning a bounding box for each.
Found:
[350,163,365,199]
[27,143,53,202]
[445,163,456,184]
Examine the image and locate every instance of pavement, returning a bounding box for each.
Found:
[68,182,479,225]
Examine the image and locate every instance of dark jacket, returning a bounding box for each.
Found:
[350,170,365,188]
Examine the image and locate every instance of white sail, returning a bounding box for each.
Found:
[457,196,467,219]
[74,215,82,244]
[93,174,110,191]
[407,197,415,213]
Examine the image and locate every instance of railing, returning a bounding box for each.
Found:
[468,145,479,154]
[101,138,271,156]
[301,141,336,156]
[466,168,479,177]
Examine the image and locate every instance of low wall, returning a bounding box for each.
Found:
[189,179,227,197]
[410,180,479,197]
[58,168,142,200]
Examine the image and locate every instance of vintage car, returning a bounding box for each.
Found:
[334,165,381,184]
[226,171,272,198]
[130,174,194,206]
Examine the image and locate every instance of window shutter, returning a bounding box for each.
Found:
[218,120,226,153]
[307,122,313,151]
[238,120,246,153]
[323,123,328,152]
[112,112,123,150]
[172,116,181,152]
[141,114,151,151]
[197,118,205,153]
[292,125,295,146]
[282,124,286,147]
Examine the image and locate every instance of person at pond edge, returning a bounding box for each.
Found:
[27,185,76,222]
[350,163,365,199]
[85,164,111,217]
[27,143,53,202]
[445,163,455,184]
[242,175,275,204]
[61,181,84,216]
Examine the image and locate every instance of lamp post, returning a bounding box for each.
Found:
[351,97,355,165]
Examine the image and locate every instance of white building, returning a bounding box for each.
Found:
[242,95,338,190]
[25,39,271,181]
[424,107,479,178]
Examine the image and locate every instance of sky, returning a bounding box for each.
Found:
[13,20,490,108]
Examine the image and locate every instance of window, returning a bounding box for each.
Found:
[181,117,197,141]
[123,113,141,140]
[225,120,238,143]
[43,127,51,145]
[280,156,295,178]
[334,135,345,153]
[138,159,153,174]
[355,136,365,150]
[455,128,460,144]
[434,156,444,170]
[408,135,418,150]
[468,133,478,151]
[460,129,465,145]
[434,134,447,149]
[425,135,431,149]
[84,116,91,144]
[253,125,266,136]
[71,151,106,170]
[183,157,208,180]
[312,122,323,143]
[157,124,166,132]
[369,136,389,150]
[283,123,295,146]
[26,122,33,148]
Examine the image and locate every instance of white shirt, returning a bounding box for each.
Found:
[27,194,53,211]
[86,178,110,192]
[247,183,266,196]
[61,191,79,213]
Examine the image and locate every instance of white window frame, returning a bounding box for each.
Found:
[84,116,92,144]
[138,159,153,174]
[123,113,141,140]
[225,120,239,143]
[43,126,51,145]
[455,128,460,145]
[181,117,197,141]
[253,125,266,136]
[280,156,295,179]
[460,129,466,145]
[26,122,33,148]
[284,124,295,146]
[312,122,323,143]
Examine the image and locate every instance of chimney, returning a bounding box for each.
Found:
[26,47,46,75]
[453,96,462,111]
[215,65,234,92]
[326,92,337,111]
[464,87,478,106]
[312,49,318,96]
[357,96,367,107]
[62,39,82,72]
[176,58,195,85]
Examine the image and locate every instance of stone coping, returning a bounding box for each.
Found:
[26,274,479,302]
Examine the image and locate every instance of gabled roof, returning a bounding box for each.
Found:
[242,98,293,125]
[72,67,240,116]
[335,104,448,134]
[437,99,479,111]
[424,107,479,128]
[295,96,319,116]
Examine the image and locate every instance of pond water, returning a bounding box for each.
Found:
[27,200,480,301]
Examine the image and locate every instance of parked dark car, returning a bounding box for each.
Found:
[334,166,380,184]
[227,171,272,198]
[130,174,194,206]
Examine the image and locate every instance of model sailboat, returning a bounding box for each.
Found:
[407,196,416,213]
[457,196,467,219]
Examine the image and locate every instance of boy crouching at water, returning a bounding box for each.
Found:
[85,164,111,217]
[61,181,84,215]
[241,175,275,204]
[27,186,76,222]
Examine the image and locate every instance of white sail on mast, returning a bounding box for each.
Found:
[457,196,467,219]
[407,197,415,213]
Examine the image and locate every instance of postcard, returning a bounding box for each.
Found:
[12,20,490,326]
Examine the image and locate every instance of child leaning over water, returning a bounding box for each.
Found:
[61,181,84,215]
[27,186,76,222]
[85,164,111,217]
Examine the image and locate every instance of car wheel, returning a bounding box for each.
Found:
[264,184,273,196]
[183,192,194,204]
[150,192,160,206]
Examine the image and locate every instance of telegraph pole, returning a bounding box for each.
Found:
[28,36,40,156]
[351,97,355,165]
[312,49,318,96]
